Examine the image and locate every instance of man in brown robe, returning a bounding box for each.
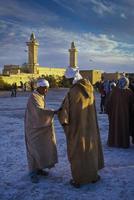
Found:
[106,76,134,148]
[24,79,58,183]
[57,67,104,188]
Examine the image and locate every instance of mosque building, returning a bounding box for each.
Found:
[0,33,102,89]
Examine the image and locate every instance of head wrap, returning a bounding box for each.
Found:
[110,82,116,91]
[37,79,49,88]
[64,66,82,84]
[64,66,78,79]
[118,77,129,89]
[110,82,116,87]
[121,72,126,78]
[73,71,83,84]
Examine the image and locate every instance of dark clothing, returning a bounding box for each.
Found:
[11,83,17,97]
[100,96,106,113]
[99,81,106,113]
[106,87,134,148]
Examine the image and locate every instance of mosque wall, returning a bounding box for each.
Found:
[0,67,66,89]
[80,70,102,85]
[38,67,65,76]
[102,72,121,81]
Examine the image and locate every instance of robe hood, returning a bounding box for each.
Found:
[73,79,93,98]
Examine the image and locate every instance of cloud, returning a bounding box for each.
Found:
[52,0,75,13]
[90,0,114,16]
[120,13,127,19]
[0,19,134,73]
[0,20,7,29]
[0,0,60,24]
[52,0,114,17]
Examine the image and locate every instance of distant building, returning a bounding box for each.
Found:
[3,65,21,75]
[80,70,102,85]
[0,33,103,89]
[69,41,78,68]
[102,72,121,81]
[26,32,39,74]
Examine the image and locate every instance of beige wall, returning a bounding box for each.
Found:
[0,67,66,89]
[80,70,102,85]
[102,72,120,81]
[0,74,37,89]
[3,65,21,75]
[38,67,65,76]
[126,73,134,80]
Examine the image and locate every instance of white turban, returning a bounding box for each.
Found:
[64,66,82,84]
[110,82,116,91]
[118,77,129,89]
[64,66,78,78]
[37,79,49,88]
[73,71,83,84]
[121,72,126,78]
[110,82,116,87]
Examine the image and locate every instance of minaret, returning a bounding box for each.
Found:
[69,41,78,68]
[26,33,39,74]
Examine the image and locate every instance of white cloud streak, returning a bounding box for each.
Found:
[0,0,60,23]
[90,0,114,16]
[52,0,75,13]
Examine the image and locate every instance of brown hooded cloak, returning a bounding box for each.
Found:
[58,79,104,184]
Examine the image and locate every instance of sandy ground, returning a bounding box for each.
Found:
[0,89,134,200]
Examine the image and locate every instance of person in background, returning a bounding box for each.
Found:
[30,81,34,91]
[57,67,104,188]
[98,76,106,114]
[23,82,27,92]
[109,82,116,92]
[11,82,17,97]
[24,79,58,183]
[106,75,134,148]
[20,81,24,91]
[129,78,134,143]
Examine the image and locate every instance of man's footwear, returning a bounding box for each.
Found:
[30,174,39,183]
[37,169,49,176]
[29,171,39,183]
[92,175,101,183]
[70,179,81,188]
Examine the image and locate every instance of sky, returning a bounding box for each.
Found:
[0,0,134,73]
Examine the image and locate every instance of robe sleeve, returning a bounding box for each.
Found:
[31,93,54,128]
[58,94,69,125]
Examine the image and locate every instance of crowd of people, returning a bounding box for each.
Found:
[98,73,134,148]
[24,69,134,188]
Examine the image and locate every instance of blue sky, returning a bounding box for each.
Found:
[0,0,134,72]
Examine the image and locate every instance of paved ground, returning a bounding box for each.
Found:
[0,89,134,200]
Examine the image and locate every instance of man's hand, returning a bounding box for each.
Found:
[53,108,62,115]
